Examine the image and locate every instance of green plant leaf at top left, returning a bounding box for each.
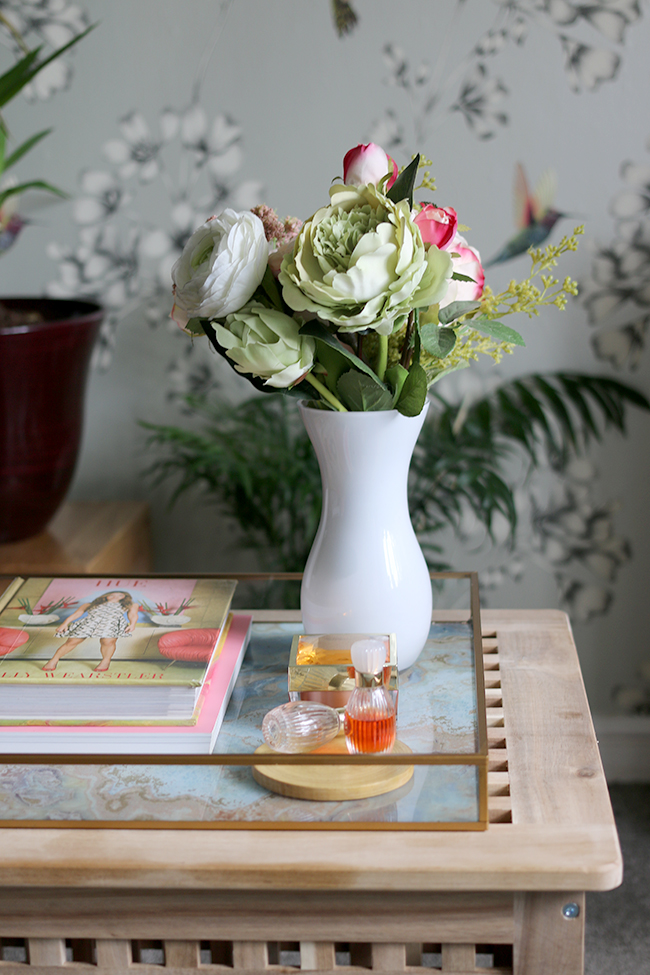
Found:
[0,26,95,113]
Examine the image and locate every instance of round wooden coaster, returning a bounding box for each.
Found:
[252,737,413,801]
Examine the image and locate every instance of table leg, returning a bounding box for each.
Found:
[515,892,585,975]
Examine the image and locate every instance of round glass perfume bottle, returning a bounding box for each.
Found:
[344,638,396,754]
[262,701,341,753]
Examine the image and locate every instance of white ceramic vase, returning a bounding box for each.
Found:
[299,401,432,671]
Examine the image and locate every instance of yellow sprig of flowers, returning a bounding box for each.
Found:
[386,226,584,386]
[414,154,437,193]
[474,227,583,321]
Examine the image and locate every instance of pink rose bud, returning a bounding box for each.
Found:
[343,143,398,190]
[414,205,458,250]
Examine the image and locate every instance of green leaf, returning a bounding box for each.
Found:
[427,360,470,386]
[387,154,420,208]
[451,272,476,283]
[385,363,409,407]
[336,370,393,411]
[312,340,351,394]
[184,317,206,336]
[3,129,52,172]
[300,319,380,382]
[396,362,428,416]
[259,264,283,310]
[532,377,578,450]
[0,25,95,121]
[0,180,67,207]
[496,389,536,453]
[0,47,40,112]
[469,315,526,346]
[438,300,480,325]
[512,379,558,454]
[557,376,600,442]
[420,321,456,358]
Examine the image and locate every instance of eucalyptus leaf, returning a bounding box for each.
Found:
[438,300,480,325]
[337,370,393,412]
[387,154,420,209]
[469,315,526,346]
[420,322,457,358]
[396,362,428,416]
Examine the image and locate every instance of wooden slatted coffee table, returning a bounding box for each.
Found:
[0,609,622,974]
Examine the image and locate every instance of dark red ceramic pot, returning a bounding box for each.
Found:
[0,298,103,543]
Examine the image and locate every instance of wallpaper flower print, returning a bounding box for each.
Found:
[372,0,641,149]
[47,97,262,369]
[584,141,650,371]
[43,0,649,635]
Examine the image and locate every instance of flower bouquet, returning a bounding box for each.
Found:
[170,142,581,417]
[169,142,582,667]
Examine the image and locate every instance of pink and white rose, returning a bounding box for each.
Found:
[343,143,398,190]
[414,205,458,250]
[439,234,485,308]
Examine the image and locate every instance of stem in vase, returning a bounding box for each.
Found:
[303,373,348,412]
[376,334,388,383]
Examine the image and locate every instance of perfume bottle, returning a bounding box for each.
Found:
[262,701,341,753]
[344,638,396,754]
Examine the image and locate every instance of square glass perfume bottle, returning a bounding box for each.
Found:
[288,632,398,708]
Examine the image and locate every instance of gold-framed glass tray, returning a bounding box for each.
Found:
[0,572,487,830]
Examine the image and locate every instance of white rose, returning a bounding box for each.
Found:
[171,209,269,322]
[216,303,316,388]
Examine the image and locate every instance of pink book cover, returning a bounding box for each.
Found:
[0,614,252,751]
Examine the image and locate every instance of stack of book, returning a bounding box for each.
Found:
[0,575,251,753]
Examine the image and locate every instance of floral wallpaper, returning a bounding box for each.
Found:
[1,0,648,713]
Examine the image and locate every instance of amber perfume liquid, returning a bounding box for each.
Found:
[343,709,396,754]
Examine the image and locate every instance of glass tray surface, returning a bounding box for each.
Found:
[0,611,488,830]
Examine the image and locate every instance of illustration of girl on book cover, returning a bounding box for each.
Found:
[0,576,235,682]
[43,591,140,672]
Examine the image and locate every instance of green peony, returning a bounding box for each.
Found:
[278,182,453,335]
[215,303,315,388]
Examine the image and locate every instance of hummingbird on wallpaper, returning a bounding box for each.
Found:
[485,164,569,267]
[0,195,26,254]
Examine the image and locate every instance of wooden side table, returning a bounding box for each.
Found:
[0,501,152,576]
[0,609,622,974]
